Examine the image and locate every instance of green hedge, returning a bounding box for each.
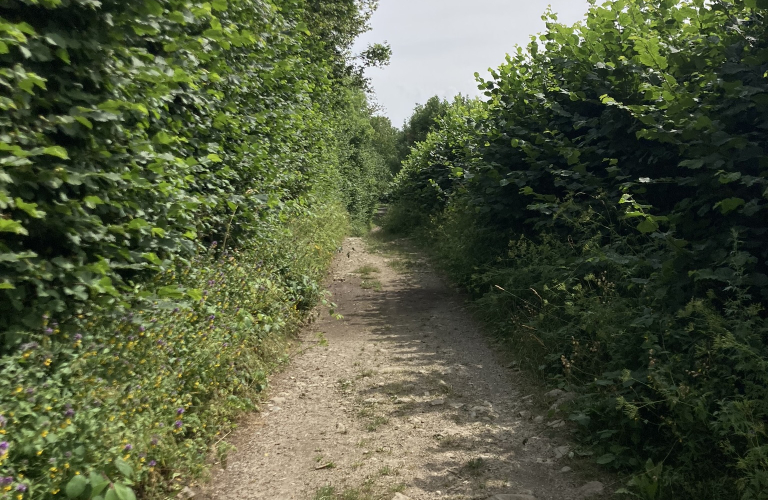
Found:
[388,1,768,498]
[0,201,348,499]
[0,0,383,344]
[0,0,390,497]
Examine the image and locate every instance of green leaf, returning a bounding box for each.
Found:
[127,218,149,230]
[207,154,223,163]
[596,453,616,464]
[186,288,203,301]
[14,198,45,218]
[0,219,28,235]
[212,0,228,11]
[66,475,88,498]
[678,159,704,169]
[142,252,162,265]
[716,197,745,214]
[153,132,174,145]
[0,282,15,290]
[113,483,136,500]
[56,48,71,64]
[75,116,94,129]
[83,196,104,208]
[114,458,133,479]
[89,472,110,497]
[157,285,184,299]
[143,0,163,16]
[637,219,658,234]
[43,146,69,159]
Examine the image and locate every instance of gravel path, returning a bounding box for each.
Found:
[199,236,613,500]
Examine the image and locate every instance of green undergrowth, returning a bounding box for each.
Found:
[0,201,347,499]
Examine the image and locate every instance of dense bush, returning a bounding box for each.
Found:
[387,1,768,498]
[0,201,347,499]
[0,0,390,498]
[0,0,389,342]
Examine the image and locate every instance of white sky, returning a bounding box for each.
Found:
[353,0,592,126]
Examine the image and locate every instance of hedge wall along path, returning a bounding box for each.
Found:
[0,0,337,347]
[389,1,768,498]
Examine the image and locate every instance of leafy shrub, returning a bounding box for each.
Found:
[0,200,347,499]
[387,1,768,497]
[0,0,388,346]
[0,0,389,497]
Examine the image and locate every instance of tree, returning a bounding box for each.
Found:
[370,116,401,174]
[397,95,449,161]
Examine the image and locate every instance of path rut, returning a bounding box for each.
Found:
[199,236,611,500]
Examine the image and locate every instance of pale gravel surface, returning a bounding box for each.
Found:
[198,235,614,500]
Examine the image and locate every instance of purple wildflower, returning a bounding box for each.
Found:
[64,409,75,417]
[176,408,185,415]
[0,476,12,485]
[74,334,82,341]
[148,460,157,467]
[0,441,9,453]
[208,314,215,321]
[0,415,6,427]
[16,484,27,492]
[174,420,183,429]
[124,444,132,452]
[44,328,53,335]
[173,307,180,313]
[151,436,159,445]
[139,326,146,333]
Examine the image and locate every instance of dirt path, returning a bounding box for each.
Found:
[199,236,612,500]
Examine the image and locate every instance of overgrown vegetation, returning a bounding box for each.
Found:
[385,1,768,498]
[0,0,394,498]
